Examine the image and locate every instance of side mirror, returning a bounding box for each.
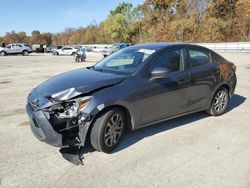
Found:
[150,67,169,79]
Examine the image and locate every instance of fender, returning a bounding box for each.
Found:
[78,99,135,146]
[206,81,232,110]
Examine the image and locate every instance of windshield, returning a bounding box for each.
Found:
[93,48,156,75]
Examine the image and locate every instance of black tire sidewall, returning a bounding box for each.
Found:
[92,108,125,153]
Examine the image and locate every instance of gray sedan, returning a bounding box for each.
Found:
[26,43,237,153]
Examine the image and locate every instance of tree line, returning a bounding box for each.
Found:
[0,0,250,46]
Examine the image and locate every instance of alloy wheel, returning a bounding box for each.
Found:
[213,90,228,113]
[104,114,124,147]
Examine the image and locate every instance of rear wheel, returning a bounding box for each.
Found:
[207,87,229,116]
[22,50,29,56]
[90,108,125,153]
[0,51,6,56]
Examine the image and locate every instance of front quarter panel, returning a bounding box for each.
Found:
[81,77,140,130]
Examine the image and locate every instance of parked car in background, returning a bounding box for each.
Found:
[26,43,237,153]
[101,43,128,57]
[91,46,103,53]
[0,43,32,56]
[85,46,92,52]
[45,45,63,53]
[34,44,45,53]
[52,46,78,56]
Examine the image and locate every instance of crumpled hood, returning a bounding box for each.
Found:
[34,68,125,99]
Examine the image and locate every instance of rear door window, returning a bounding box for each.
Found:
[189,49,211,68]
[63,47,71,50]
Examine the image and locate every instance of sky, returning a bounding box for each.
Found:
[0,0,143,36]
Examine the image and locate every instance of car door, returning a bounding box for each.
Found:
[66,47,73,55]
[15,44,23,53]
[138,48,191,125]
[60,47,68,55]
[6,44,14,54]
[187,48,220,111]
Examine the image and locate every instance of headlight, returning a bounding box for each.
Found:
[57,96,92,119]
[75,96,92,112]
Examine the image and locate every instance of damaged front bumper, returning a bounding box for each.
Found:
[26,88,102,148]
[26,103,63,147]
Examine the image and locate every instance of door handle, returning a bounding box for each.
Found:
[178,78,190,85]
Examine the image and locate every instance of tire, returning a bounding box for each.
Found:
[75,57,79,62]
[207,87,229,116]
[90,108,126,153]
[22,50,29,56]
[54,52,59,56]
[0,51,6,56]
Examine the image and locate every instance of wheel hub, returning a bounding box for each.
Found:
[213,90,227,112]
[104,114,123,147]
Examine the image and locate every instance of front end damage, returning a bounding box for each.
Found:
[26,87,99,147]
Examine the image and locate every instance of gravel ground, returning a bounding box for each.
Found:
[0,52,249,188]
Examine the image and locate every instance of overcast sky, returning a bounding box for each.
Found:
[0,0,143,36]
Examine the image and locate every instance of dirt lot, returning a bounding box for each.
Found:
[0,52,249,188]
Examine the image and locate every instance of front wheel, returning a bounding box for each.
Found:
[90,108,125,153]
[207,87,229,116]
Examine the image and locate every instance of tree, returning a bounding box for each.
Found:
[17,32,27,43]
[99,2,143,43]
[110,2,133,16]
[3,31,19,43]
[233,0,250,41]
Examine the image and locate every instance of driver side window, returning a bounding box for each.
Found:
[151,49,185,73]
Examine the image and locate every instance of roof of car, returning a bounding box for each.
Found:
[131,42,202,50]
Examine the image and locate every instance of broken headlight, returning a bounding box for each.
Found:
[56,96,92,119]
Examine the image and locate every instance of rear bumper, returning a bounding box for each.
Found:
[26,103,62,147]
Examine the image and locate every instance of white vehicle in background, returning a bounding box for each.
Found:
[101,43,129,57]
[52,46,78,56]
[91,46,103,53]
[0,43,32,56]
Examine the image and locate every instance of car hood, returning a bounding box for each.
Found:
[34,68,126,100]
